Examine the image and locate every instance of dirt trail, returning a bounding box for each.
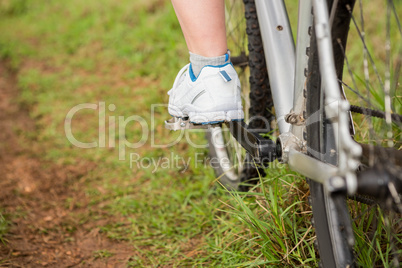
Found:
[0,61,134,267]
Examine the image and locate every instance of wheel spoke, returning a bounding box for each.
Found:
[384,0,394,147]
[348,3,385,92]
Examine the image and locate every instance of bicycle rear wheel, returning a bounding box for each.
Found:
[307,0,402,267]
[206,0,274,191]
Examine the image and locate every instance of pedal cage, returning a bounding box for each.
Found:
[164,117,221,131]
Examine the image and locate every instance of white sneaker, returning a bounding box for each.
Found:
[168,63,244,124]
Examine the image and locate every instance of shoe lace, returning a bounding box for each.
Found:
[167,63,190,96]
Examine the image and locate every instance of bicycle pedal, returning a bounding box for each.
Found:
[164,117,221,130]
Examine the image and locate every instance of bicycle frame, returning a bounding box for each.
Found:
[254,0,296,134]
[250,0,361,194]
[164,0,363,195]
[163,1,402,266]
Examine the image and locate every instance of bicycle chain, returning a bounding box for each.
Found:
[348,194,376,205]
[346,106,401,207]
[350,105,402,123]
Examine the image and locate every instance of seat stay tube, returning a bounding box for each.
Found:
[291,0,313,140]
[312,0,361,194]
[254,0,295,134]
[293,1,313,109]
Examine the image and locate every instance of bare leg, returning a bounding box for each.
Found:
[171,0,227,57]
[167,0,243,125]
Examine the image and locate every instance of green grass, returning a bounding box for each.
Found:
[0,0,400,266]
[344,0,402,148]
[0,212,10,245]
[93,249,114,259]
[0,0,309,266]
[218,165,316,267]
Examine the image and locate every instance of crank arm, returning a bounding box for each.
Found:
[226,121,277,164]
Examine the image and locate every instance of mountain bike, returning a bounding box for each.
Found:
[166,0,402,266]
